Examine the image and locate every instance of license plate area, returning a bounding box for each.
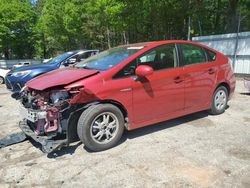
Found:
[19,105,46,123]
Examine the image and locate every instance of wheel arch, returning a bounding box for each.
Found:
[216,82,230,94]
[67,100,128,143]
[99,100,128,119]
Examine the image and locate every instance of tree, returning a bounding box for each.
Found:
[35,0,68,58]
[0,0,36,59]
[1,0,249,59]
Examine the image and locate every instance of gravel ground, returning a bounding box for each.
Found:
[0,79,249,188]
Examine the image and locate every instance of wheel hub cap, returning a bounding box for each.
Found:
[90,112,119,144]
[214,90,227,110]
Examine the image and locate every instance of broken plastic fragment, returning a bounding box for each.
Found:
[0,132,27,149]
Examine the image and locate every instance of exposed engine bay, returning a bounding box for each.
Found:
[15,86,93,153]
[19,88,70,136]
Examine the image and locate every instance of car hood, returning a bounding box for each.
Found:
[11,63,55,73]
[26,68,99,91]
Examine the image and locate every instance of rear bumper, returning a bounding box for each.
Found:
[19,120,68,153]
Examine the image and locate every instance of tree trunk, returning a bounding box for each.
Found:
[123,31,128,44]
[214,0,222,32]
[225,0,239,33]
[4,49,9,60]
[107,28,111,49]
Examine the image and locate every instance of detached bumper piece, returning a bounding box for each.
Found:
[0,132,27,149]
[19,120,68,153]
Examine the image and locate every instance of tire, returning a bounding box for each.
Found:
[0,76,4,84]
[77,104,125,152]
[209,86,228,115]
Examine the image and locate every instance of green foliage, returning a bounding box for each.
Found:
[0,0,249,59]
[0,0,36,59]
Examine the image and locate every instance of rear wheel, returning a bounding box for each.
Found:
[0,76,4,84]
[209,86,228,115]
[77,104,124,151]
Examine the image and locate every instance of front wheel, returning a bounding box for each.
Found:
[209,86,228,115]
[77,104,124,152]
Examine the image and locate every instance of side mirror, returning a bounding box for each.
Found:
[135,65,153,77]
[62,60,70,66]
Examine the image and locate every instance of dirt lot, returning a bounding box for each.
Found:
[0,80,249,188]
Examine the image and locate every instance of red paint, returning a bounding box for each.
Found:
[135,65,154,77]
[44,109,59,133]
[27,68,98,91]
[26,40,236,130]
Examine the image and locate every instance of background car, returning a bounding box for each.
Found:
[17,40,235,153]
[0,68,10,84]
[42,58,52,63]
[12,62,31,69]
[5,49,99,92]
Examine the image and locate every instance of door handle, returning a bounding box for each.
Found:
[208,68,216,74]
[174,76,183,83]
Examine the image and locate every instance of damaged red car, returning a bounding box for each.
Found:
[16,40,236,153]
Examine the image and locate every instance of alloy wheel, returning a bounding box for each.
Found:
[90,112,119,144]
[214,89,227,111]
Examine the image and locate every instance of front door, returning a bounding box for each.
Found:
[132,44,185,125]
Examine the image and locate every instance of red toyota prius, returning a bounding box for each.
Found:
[18,40,236,152]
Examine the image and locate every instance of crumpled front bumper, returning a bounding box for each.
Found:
[19,120,68,153]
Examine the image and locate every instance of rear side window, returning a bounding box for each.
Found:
[181,44,206,65]
[205,49,216,62]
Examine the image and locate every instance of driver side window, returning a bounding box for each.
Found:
[113,44,177,79]
[138,44,177,71]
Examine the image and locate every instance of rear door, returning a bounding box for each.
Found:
[178,43,218,109]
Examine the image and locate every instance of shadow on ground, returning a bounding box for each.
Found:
[47,142,82,158]
[240,92,250,96]
[28,139,82,158]
[28,110,211,158]
[83,111,210,154]
[123,111,209,140]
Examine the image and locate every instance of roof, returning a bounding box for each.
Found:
[118,40,196,48]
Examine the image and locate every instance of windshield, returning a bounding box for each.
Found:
[46,51,76,65]
[75,46,144,71]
